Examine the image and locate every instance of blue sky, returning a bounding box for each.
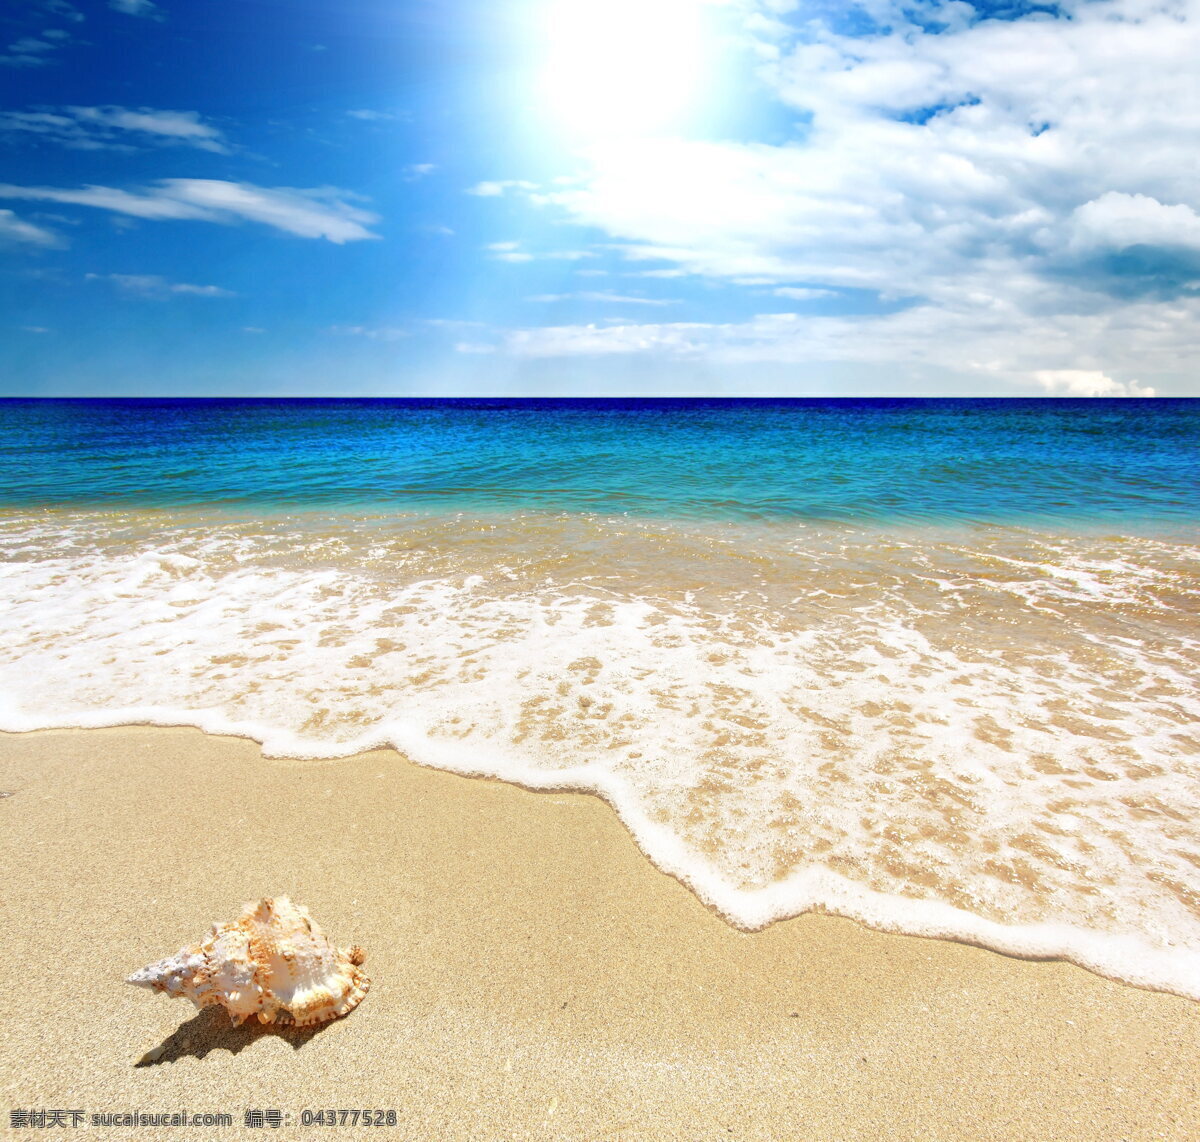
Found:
[1,0,1198,395]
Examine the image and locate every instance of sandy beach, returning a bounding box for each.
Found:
[1,725,1197,1141]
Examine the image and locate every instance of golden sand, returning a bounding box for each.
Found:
[1,726,1197,1141]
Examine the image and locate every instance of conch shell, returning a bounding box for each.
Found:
[127,897,369,1027]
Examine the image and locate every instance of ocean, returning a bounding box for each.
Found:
[2,398,1198,998]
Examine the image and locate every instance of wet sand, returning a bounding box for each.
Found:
[1,726,1197,1141]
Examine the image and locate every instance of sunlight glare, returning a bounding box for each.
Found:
[539,0,715,140]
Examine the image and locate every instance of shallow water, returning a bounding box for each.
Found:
[1,399,1198,998]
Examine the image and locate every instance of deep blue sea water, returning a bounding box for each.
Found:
[1,398,1196,531]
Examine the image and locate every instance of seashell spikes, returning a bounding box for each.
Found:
[127,896,369,1027]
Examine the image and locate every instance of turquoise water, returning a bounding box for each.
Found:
[1,398,1197,530]
[2,397,1199,998]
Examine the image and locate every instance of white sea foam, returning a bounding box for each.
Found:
[2,509,1199,999]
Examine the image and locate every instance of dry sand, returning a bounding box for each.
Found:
[1,726,1197,1141]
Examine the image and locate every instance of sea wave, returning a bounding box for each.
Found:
[2,508,1198,999]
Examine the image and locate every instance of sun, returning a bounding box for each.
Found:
[537,0,717,141]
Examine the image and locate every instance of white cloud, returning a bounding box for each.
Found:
[1032,370,1155,398]
[494,252,534,262]
[485,241,534,262]
[1067,192,1200,254]
[0,106,229,152]
[41,1,83,22]
[84,106,222,147]
[506,0,1200,390]
[526,291,677,305]
[109,0,163,19]
[498,291,1198,393]
[0,208,60,246]
[454,341,496,354]
[467,179,538,197]
[774,287,836,300]
[0,180,379,242]
[328,325,408,341]
[86,272,235,297]
[243,326,266,334]
[345,109,406,122]
[532,132,1019,290]
[21,325,51,333]
[1,36,63,67]
[165,278,215,294]
[423,318,487,330]
[404,163,436,179]
[484,241,595,263]
[508,321,699,357]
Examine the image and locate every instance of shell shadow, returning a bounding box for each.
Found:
[135,1006,332,1066]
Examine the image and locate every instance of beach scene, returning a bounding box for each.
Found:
[2,398,1199,1137]
[3,0,1200,1137]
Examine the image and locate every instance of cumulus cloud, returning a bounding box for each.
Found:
[0,179,379,242]
[497,0,1200,390]
[1032,370,1155,398]
[86,272,234,297]
[1067,192,1200,254]
[0,208,60,246]
[0,106,229,152]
